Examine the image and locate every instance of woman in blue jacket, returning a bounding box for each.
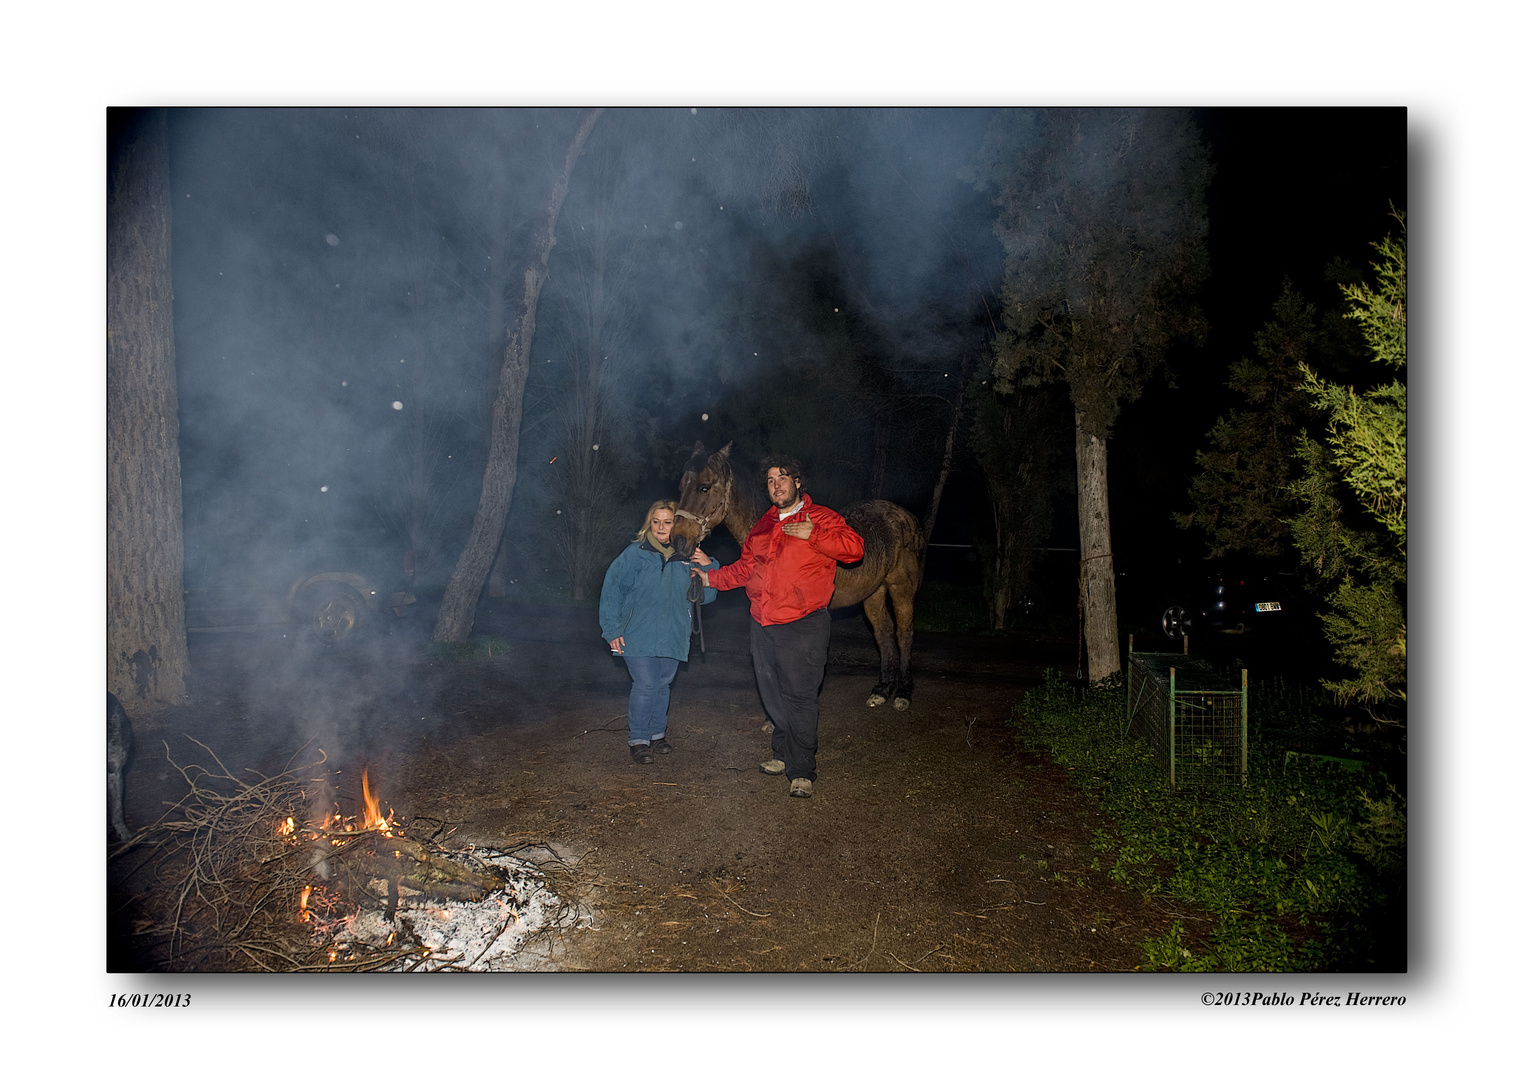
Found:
[600,500,718,764]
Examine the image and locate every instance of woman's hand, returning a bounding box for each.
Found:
[690,546,713,567]
[609,636,625,655]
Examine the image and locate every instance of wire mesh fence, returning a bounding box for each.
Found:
[1126,648,1248,788]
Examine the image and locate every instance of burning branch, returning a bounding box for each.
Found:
[112,739,568,972]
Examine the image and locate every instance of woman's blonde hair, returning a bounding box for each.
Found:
[636,500,679,542]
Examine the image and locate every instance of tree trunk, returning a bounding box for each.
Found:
[107,108,190,709]
[434,109,602,642]
[484,191,517,600]
[1073,408,1120,682]
[919,356,971,576]
[987,485,1012,631]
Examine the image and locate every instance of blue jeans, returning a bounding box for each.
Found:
[623,655,680,746]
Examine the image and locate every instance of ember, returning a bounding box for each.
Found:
[274,772,589,970]
[115,740,590,972]
[323,847,585,971]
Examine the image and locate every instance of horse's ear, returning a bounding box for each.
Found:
[692,441,705,456]
[717,441,733,459]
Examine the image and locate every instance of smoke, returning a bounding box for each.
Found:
[165,108,1006,758]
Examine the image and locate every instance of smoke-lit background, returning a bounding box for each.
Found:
[167,110,992,595]
[165,107,1403,610]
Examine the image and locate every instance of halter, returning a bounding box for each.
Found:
[674,507,712,542]
[675,468,733,544]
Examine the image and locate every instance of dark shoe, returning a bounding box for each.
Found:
[789,778,813,798]
[650,738,673,755]
[759,759,786,775]
[630,745,654,765]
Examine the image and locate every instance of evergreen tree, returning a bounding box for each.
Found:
[1180,281,1335,559]
[1288,212,1406,710]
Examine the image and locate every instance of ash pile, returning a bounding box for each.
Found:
[318,844,592,972]
[109,742,591,973]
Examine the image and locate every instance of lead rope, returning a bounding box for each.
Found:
[688,569,705,658]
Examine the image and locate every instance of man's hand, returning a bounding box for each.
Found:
[782,514,814,540]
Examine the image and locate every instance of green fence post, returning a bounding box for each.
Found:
[1241,668,1249,786]
[1169,666,1177,789]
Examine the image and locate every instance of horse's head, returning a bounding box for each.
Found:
[670,441,734,559]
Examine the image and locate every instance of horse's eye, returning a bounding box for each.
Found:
[700,485,711,493]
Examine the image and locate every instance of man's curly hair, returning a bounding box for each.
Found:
[759,453,806,489]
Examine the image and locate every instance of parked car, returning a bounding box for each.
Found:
[1118,560,1299,643]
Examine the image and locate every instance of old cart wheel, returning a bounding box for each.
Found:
[1160,603,1192,641]
[298,582,367,648]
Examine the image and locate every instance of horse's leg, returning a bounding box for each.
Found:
[861,586,900,707]
[885,558,920,711]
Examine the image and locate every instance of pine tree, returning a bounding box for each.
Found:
[1288,212,1407,709]
[1179,281,1349,559]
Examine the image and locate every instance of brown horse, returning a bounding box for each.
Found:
[670,442,924,710]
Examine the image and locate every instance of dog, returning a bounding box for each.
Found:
[107,692,134,842]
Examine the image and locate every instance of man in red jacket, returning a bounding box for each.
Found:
[695,455,864,798]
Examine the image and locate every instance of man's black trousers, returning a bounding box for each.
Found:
[750,608,831,782]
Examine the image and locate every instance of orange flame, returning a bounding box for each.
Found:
[361,769,394,836]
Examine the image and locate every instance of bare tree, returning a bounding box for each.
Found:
[107,108,190,708]
[433,109,603,642]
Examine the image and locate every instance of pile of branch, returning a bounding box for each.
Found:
[111,739,519,972]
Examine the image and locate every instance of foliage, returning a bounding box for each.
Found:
[1179,282,1346,560]
[1287,213,1407,708]
[963,108,1213,682]
[1349,785,1407,883]
[1013,670,1405,971]
[961,108,1213,438]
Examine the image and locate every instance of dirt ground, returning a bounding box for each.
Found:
[113,597,1212,972]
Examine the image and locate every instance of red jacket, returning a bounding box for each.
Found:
[707,493,865,626]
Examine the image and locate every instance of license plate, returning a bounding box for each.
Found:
[1255,601,1281,612]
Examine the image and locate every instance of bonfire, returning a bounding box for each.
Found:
[110,739,589,972]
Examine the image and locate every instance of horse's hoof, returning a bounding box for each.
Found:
[866,693,888,708]
[892,697,910,712]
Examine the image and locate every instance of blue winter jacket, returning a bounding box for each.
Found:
[599,540,719,663]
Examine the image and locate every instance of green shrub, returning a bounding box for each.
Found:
[1013,670,1404,971]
